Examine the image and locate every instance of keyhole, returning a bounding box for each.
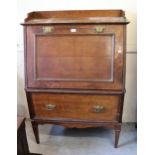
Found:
[70,28,77,32]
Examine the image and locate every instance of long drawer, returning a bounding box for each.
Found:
[31,93,120,122]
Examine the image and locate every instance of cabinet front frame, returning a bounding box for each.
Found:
[25,24,125,90]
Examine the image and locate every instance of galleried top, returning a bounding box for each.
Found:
[22,10,129,25]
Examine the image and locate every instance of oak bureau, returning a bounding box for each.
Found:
[22,10,129,148]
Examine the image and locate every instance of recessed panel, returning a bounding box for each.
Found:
[35,35,114,82]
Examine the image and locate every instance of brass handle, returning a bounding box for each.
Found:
[46,104,56,110]
[42,26,54,33]
[93,105,105,113]
[95,26,105,33]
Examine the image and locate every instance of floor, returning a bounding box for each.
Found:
[26,120,137,155]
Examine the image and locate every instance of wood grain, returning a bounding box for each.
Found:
[22,10,129,25]
[26,24,124,90]
[32,93,120,121]
[22,10,129,147]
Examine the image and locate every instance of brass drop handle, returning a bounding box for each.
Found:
[42,26,54,33]
[93,105,105,113]
[46,104,56,110]
[95,26,105,33]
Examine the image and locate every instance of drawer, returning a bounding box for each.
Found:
[26,24,124,90]
[31,93,120,121]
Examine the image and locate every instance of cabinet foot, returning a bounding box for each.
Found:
[114,125,121,148]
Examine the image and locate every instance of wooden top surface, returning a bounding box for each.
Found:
[22,10,129,25]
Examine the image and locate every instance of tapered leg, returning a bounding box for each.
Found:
[115,129,120,148]
[114,125,121,148]
[32,122,40,144]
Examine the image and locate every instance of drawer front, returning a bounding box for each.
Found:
[26,24,124,90]
[31,93,120,121]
